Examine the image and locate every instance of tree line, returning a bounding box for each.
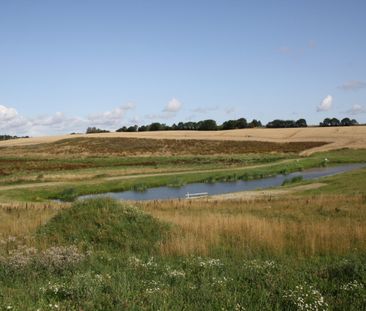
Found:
[0,135,29,141]
[85,117,360,133]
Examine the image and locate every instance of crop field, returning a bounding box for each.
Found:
[0,132,365,310]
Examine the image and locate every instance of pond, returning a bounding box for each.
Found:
[79,163,366,201]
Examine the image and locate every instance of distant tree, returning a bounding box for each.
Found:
[320,118,331,127]
[330,118,341,126]
[116,126,128,132]
[222,120,237,130]
[86,127,110,134]
[320,117,347,127]
[0,134,29,141]
[222,118,248,130]
[149,122,164,131]
[351,119,358,125]
[248,119,262,128]
[295,118,307,127]
[197,119,218,131]
[341,118,352,126]
[126,125,138,132]
[266,119,297,128]
[236,118,248,129]
[175,121,198,130]
[138,125,149,132]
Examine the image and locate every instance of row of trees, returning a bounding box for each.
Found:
[86,127,111,134]
[116,118,263,133]
[266,119,307,128]
[0,135,29,141]
[319,117,358,127]
[87,117,360,133]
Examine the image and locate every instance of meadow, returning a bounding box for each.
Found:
[0,132,365,310]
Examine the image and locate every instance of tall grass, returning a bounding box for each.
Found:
[0,202,63,239]
[141,194,366,257]
[1,198,366,310]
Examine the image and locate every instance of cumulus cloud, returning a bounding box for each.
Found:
[0,103,136,135]
[0,105,30,133]
[163,98,182,113]
[0,105,19,121]
[346,104,366,115]
[338,80,366,91]
[87,103,135,127]
[317,95,333,112]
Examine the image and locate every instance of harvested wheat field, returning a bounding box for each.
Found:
[1,126,365,155]
[0,137,326,157]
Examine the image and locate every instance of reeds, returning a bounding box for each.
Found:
[0,202,63,239]
[141,194,366,257]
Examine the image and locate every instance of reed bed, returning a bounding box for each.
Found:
[141,194,366,257]
[0,202,65,239]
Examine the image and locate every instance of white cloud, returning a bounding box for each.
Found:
[0,103,136,135]
[87,103,135,127]
[338,80,366,91]
[0,105,30,134]
[346,104,366,115]
[163,98,182,113]
[317,95,333,112]
[0,105,19,121]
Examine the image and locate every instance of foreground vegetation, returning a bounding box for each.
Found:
[1,196,366,310]
[0,140,365,309]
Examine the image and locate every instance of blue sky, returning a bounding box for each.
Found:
[1,0,366,135]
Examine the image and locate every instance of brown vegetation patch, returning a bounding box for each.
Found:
[0,137,327,157]
[140,194,366,257]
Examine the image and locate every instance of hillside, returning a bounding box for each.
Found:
[1,126,365,155]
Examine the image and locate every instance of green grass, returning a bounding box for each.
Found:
[1,148,365,202]
[301,167,366,195]
[1,198,366,310]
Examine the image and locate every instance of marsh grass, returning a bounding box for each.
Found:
[141,194,366,257]
[0,198,366,310]
[0,203,63,240]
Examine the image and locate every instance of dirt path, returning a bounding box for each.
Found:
[207,183,326,200]
[0,159,295,192]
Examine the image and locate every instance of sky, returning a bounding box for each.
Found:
[1,0,366,136]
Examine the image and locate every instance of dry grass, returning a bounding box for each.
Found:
[0,137,325,157]
[140,194,366,257]
[0,202,66,239]
[1,126,365,154]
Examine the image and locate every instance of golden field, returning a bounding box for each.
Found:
[1,126,366,155]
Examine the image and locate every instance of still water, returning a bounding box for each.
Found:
[79,163,365,201]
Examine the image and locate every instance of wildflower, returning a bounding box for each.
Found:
[341,280,364,291]
[283,283,328,311]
